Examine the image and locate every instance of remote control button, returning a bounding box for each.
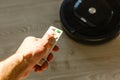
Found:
[51,28,56,31]
[56,30,61,33]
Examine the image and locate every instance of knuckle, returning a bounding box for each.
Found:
[24,36,37,41]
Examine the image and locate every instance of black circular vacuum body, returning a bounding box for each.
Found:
[60,0,120,44]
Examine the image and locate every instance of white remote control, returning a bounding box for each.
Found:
[37,26,63,66]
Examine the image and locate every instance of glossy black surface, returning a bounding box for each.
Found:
[60,0,120,44]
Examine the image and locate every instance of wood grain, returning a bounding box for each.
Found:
[0,0,120,80]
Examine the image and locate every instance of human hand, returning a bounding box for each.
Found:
[15,33,59,79]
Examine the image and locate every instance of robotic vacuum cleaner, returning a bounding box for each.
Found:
[60,0,120,44]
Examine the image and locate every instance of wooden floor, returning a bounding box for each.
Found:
[0,0,120,80]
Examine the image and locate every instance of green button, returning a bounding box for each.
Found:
[56,29,61,33]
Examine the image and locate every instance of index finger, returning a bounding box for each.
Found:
[41,30,55,46]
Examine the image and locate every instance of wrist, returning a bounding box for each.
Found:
[0,53,31,80]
